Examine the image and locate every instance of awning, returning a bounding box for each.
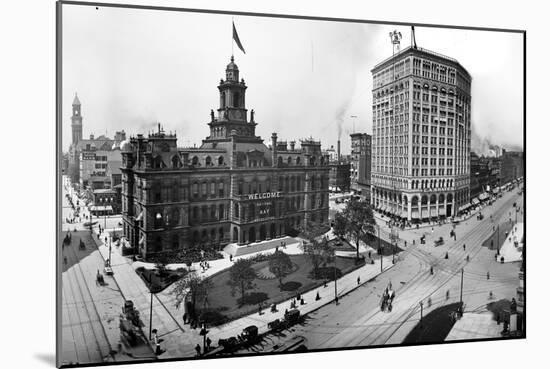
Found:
[492,188,500,194]
[471,198,480,205]
[381,205,387,212]
[411,210,420,219]
[479,193,489,201]
[438,207,446,216]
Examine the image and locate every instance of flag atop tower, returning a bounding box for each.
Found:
[232,21,246,54]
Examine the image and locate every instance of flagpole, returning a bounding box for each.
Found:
[231,17,234,57]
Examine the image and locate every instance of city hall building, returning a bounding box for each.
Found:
[121,57,330,259]
[370,46,472,221]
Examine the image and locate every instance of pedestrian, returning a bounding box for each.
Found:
[151,329,163,355]
[466,255,470,262]
[487,271,490,280]
[446,290,450,300]
[430,266,433,275]
[316,291,320,301]
[463,244,466,251]
[206,337,212,351]
[195,343,201,356]
[495,253,498,261]
[229,254,233,262]
[64,256,68,265]
[258,303,262,315]
[183,313,188,324]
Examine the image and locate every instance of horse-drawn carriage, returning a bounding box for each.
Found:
[380,284,395,312]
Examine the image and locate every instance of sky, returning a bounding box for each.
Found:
[61,4,524,154]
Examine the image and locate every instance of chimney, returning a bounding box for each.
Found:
[337,140,341,164]
[271,133,278,167]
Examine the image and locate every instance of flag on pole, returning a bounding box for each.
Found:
[411,26,418,49]
[233,21,246,54]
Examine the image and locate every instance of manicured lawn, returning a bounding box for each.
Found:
[197,254,362,324]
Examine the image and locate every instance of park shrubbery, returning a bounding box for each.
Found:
[310,266,342,280]
[280,281,302,291]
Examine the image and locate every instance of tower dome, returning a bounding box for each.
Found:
[225,56,239,81]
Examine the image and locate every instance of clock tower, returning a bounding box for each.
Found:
[71,93,83,145]
[205,56,258,141]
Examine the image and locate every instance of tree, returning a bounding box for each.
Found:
[299,222,335,276]
[333,198,376,259]
[228,259,257,306]
[171,272,212,320]
[269,251,293,288]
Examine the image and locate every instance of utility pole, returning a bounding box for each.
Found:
[420,301,424,328]
[378,225,383,273]
[334,257,339,304]
[459,268,464,316]
[149,291,154,340]
[497,223,500,255]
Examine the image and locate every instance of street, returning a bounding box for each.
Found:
[253,189,523,351]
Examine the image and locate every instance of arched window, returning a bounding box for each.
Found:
[191,156,199,166]
[218,181,224,197]
[219,204,225,220]
[287,157,292,165]
[218,156,224,166]
[296,157,301,165]
[309,156,316,166]
[234,203,239,218]
[277,156,283,166]
[171,155,180,169]
[205,156,212,166]
[233,92,240,107]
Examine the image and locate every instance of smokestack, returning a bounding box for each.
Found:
[337,140,341,164]
[271,133,278,167]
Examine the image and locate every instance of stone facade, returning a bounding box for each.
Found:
[121,57,330,259]
[371,46,472,222]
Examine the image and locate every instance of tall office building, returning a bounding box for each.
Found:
[371,45,471,221]
[350,133,372,198]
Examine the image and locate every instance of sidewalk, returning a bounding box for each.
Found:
[498,222,523,263]
[445,312,502,341]
[97,230,395,359]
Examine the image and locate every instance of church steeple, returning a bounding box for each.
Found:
[71,92,83,145]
